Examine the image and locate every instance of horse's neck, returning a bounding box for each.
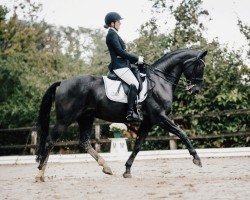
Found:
[155,63,183,86]
[151,50,198,91]
[166,64,182,81]
[152,58,186,96]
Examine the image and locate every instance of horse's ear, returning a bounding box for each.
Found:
[197,50,207,59]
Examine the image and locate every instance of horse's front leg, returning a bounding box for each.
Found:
[123,121,152,178]
[160,114,202,167]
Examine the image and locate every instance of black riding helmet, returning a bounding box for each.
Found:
[104,12,123,28]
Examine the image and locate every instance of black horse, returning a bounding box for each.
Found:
[35,48,207,181]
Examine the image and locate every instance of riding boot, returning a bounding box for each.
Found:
[131,67,143,94]
[131,67,143,121]
[126,84,142,122]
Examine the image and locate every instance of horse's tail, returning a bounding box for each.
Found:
[35,81,61,163]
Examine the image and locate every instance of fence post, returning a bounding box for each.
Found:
[95,124,101,152]
[169,132,177,150]
[30,131,37,155]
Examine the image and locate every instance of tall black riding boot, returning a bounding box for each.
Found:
[126,84,142,122]
[131,67,143,94]
[131,67,143,120]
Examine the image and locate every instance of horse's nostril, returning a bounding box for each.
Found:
[193,88,200,94]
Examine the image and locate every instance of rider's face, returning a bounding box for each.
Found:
[114,20,121,30]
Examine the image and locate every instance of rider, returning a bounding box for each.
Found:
[104,12,143,122]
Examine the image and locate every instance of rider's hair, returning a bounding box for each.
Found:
[104,24,109,29]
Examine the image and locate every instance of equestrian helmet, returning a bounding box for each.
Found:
[104,12,123,26]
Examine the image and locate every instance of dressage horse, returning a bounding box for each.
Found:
[35,48,207,181]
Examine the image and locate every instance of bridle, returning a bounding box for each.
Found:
[183,57,205,82]
[148,57,205,92]
[182,57,206,92]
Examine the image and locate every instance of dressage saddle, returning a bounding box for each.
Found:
[107,65,146,95]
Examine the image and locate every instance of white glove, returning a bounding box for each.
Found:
[138,56,144,64]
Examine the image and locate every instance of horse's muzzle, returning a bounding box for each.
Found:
[186,84,201,95]
[192,85,202,95]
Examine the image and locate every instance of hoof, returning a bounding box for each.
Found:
[193,158,202,167]
[103,166,113,175]
[123,172,132,178]
[35,176,45,182]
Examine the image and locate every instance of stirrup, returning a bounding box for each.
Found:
[136,103,143,121]
[126,111,142,122]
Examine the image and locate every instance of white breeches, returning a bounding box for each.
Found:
[113,68,139,90]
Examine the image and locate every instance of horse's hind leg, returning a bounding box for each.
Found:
[35,122,67,182]
[77,116,113,175]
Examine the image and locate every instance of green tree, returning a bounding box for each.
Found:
[238,19,250,58]
[128,18,169,62]
[89,29,110,74]
[0,0,112,128]
[0,2,98,128]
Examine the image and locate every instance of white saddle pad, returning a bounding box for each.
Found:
[103,76,148,103]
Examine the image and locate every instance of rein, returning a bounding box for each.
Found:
[146,57,205,92]
[152,68,186,89]
[142,65,186,98]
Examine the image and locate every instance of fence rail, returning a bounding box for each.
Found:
[0,109,249,133]
[0,109,249,153]
[0,131,249,150]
